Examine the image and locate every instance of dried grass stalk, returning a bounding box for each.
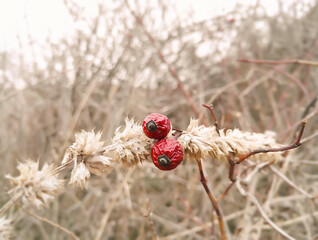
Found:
[103,118,154,166]
[172,119,282,163]
[63,118,284,189]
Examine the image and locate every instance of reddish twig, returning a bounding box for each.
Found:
[273,67,310,102]
[124,1,209,126]
[238,58,318,67]
[202,104,220,136]
[235,120,306,164]
[217,181,236,202]
[196,159,227,240]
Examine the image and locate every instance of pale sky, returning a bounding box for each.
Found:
[0,0,313,51]
[0,0,314,89]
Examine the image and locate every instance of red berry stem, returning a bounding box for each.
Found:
[172,132,183,140]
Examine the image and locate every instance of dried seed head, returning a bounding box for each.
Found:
[63,130,113,189]
[0,216,13,240]
[62,130,105,165]
[105,118,154,166]
[178,119,219,161]
[69,162,91,189]
[68,154,112,189]
[178,119,282,163]
[6,160,64,208]
[220,128,283,163]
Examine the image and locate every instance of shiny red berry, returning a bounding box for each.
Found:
[151,139,183,170]
[142,113,171,139]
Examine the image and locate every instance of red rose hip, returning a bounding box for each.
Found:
[151,138,183,170]
[143,113,171,139]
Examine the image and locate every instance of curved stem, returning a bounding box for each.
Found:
[236,120,306,164]
[0,192,23,217]
[196,159,227,240]
[21,206,79,240]
[51,159,74,175]
[124,0,209,126]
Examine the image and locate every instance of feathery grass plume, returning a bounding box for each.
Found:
[6,160,64,208]
[0,216,12,240]
[104,118,154,166]
[62,130,112,189]
[178,119,283,163]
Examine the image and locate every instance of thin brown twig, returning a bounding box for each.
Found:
[176,195,214,234]
[58,79,98,162]
[301,129,318,143]
[51,159,74,175]
[236,120,306,164]
[238,58,318,67]
[146,199,159,240]
[124,1,208,126]
[95,167,135,240]
[21,206,79,240]
[269,165,314,199]
[273,67,310,102]
[196,159,227,240]
[247,192,295,240]
[0,192,23,217]
[198,79,247,123]
[235,182,296,240]
[202,104,220,136]
[169,206,212,234]
[301,95,317,119]
[217,181,235,202]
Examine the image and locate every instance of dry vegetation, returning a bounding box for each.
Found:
[1,0,318,239]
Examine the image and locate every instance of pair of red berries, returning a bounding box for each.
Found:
[143,113,183,171]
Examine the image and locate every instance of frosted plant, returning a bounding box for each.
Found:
[6,160,64,208]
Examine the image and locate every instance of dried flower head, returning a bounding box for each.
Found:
[105,118,154,166]
[69,162,90,189]
[62,130,105,164]
[178,119,282,163]
[178,119,219,161]
[0,216,13,240]
[6,160,64,208]
[62,130,112,189]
